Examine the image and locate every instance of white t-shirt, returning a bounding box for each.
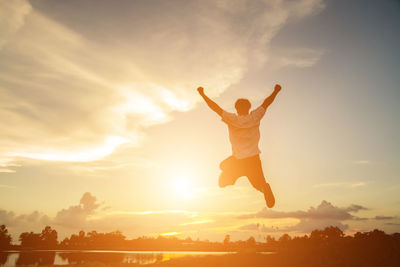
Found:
[221,106,266,159]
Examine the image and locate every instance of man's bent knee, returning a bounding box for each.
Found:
[219,156,235,171]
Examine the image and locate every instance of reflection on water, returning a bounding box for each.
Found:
[16,252,56,266]
[0,254,7,266]
[0,251,235,266]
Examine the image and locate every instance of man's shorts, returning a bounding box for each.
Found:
[219,154,266,192]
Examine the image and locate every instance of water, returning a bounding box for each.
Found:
[0,250,237,266]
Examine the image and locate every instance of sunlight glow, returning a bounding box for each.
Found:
[106,210,190,215]
[171,175,194,200]
[180,219,214,226]
[159,232,181,236]
[135,210,187,215]
[8,136,129,162]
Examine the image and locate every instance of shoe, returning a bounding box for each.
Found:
[263,183,275,208]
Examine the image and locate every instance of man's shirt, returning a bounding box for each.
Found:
[221,106,266,159]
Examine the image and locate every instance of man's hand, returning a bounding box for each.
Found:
[197,86,204,96]
[261,84,281,109]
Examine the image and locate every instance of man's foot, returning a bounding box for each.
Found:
[263,183,275,208]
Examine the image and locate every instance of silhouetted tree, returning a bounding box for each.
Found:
[184,237,193,243]
[40,226,58,248]
[310,226,343,242]
[0,225,12,249]
[246,236,256,246]
[19,226,58,249]
[19,232,41,248]
[265,235,277,246]
[223,234,230,245]
[60,230,126,249]
[278,233,291,244]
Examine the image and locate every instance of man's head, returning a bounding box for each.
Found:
[235,98,251,115]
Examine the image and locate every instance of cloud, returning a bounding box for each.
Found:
[287,219,349,232]
[0,209,51,228]
[0,195,397,242]
[375,216,395,220]
[238,200,367,220]
[237,200,369,233]
[269,48,325,69]
[0,0,326,169]
[80,192,101,212]
[0,158,20,173]
[54,192,102,228]
[238,223,280,232]
[313,182,368,188]
[0,0,32,49]
[1,192,200,240]
[345,204,368,213]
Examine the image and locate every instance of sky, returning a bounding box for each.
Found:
[0,0,399,243]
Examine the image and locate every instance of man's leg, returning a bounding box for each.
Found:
[219,156,242,188]
[245,155,275,208]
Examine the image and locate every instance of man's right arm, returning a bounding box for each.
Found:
[197,87,223,116]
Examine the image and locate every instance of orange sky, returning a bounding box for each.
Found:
[0,0,399,242]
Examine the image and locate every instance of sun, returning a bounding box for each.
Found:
[173,178,189,192]
[170,174,194,200]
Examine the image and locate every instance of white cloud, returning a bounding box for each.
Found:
[269,48,325,69]
[0,0,326,169]
[0,0,31,49]
[313,181,368,188]
[8,136,129,162]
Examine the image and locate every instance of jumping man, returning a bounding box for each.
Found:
[197,84,282,208]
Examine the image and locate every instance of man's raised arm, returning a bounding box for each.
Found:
[261,84,282,110]
[197,87,223,116]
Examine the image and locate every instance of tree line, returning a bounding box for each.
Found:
[1,224,400,255]
[0,224,258,251]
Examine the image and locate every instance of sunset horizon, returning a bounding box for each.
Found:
[1,0,399,253]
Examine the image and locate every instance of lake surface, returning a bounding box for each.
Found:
[0,250,239,266]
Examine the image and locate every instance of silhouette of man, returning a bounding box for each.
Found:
[197,84,282,208]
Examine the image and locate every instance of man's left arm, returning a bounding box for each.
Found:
[260,84,282,110]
